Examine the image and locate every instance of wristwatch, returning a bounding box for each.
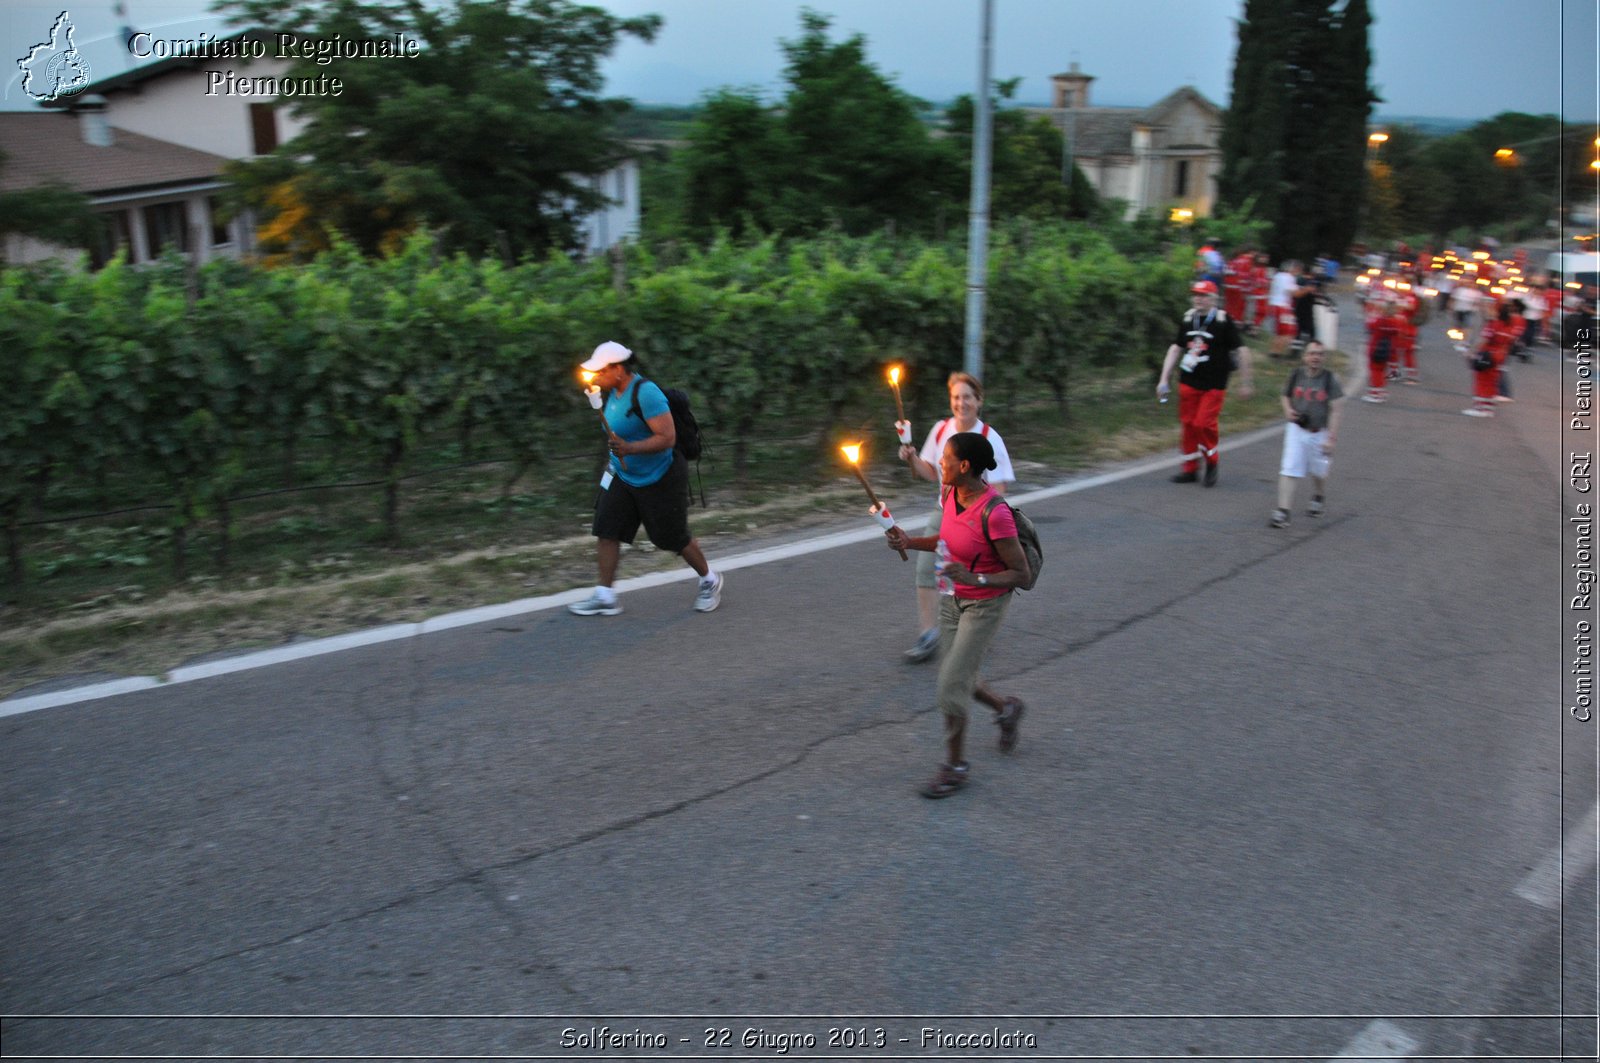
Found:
[977,574,988,586]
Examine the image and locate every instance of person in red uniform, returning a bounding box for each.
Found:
[1363,295,1404,404]
[1156,280,1252,486]
[1225,248,1254,325]
[1250,252,1272,331]
[1464,302,1518,417]
[1498,296,1526,399]
[1392,281,1422,384]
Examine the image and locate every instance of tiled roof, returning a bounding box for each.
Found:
[0,112,230,197]
[1057,107,1142,157]
[1140,86,1223,126]
[1024,84,1223,159]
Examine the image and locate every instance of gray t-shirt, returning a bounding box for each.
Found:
[1284,366,1343,433]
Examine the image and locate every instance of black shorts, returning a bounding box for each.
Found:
[592,452,692,553]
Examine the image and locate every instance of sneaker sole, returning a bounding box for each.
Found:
[569,605,622,616]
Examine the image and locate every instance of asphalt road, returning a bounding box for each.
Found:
[2,296,1595,1061]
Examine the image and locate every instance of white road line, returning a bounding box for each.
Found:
[1332,1019,1420,1060]
[1514,802,1600,909]
[0,422,1290,720]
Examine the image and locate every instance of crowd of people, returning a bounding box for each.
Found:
[1354,245,1583,418]
[559,239,1595,800]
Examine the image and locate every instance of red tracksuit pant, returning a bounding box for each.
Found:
[1368,353,1389,390]
[1473,364,1500,401]
[1396,324,1417,374]
[1178,383,1227,473]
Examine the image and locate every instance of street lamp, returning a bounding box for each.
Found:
[1367,131,1389,162]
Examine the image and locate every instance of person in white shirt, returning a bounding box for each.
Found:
[1449,281,1482,330]
[897,371,1015,662]
[1268,260,1303,358]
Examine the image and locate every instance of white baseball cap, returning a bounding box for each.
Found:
[580,340,632,372]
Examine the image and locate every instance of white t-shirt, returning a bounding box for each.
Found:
[919,418,1015,492]
[1450,285,1481,313]
[1269,270,1298,309]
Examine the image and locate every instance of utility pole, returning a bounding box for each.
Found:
[963,0,994,382]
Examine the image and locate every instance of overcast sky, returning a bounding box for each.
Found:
[2,0,1596,121]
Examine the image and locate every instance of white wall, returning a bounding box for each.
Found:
[576,158,641,255]
[98,58,310,159]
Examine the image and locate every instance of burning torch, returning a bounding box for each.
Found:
[580,370,625,470]
[887,364,912,445]
[841,442,907,561]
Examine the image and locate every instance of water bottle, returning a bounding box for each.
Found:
[935,538,954,596]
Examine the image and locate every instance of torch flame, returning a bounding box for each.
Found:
[888,366,902,386]
[841,443,862,465]
[580,370,595,384]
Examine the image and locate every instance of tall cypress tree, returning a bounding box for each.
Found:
[1218,0,1290,229]
[1218,0,1376,261]
[1314,0,1378,257]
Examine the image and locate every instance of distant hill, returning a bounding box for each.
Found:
[1374,115,1477,136]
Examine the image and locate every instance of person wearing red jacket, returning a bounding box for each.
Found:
[1250,252,1272,331]
[1464,303,1518,417]
[1392,283,1422,384]
[1225,249,1254,324]
[1363,296,1404,404]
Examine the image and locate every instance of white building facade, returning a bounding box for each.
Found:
[1030,63,1224,222]
[8,35,641,267]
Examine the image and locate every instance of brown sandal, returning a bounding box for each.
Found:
[919,762,969,799]
[996,697,1026,753]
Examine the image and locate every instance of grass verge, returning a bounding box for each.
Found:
[1,336,1344,699]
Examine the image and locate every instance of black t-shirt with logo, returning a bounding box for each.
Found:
[1172,307,1242,390]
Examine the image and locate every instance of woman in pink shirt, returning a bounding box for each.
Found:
[886,432,1032,799]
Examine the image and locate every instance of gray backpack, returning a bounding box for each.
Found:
[981,496,1044,592]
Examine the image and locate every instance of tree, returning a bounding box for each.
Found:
[943,80,1099,224]
[671,11,952,239]
[1217,0,1291,246]
[678,89,788,238]
[1218,0,1377,260]
[1305,0,1374,256]
[770,10,950,235]
[217,0,660,260]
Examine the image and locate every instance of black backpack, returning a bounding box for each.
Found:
[628,378,706,506]
[628,378,702,460]
[980,495,1044,592]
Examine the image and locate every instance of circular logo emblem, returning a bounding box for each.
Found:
[44,49,92,100]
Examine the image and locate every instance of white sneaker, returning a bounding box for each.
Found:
[569,592,621,616]
[1494,394,1514,403]
[1361,393,1386,403]
[694,572,723,612]
[1461,407,1493,418]
[904,627,940,662]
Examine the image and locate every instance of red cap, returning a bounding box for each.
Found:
[1190,280,1219,296]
